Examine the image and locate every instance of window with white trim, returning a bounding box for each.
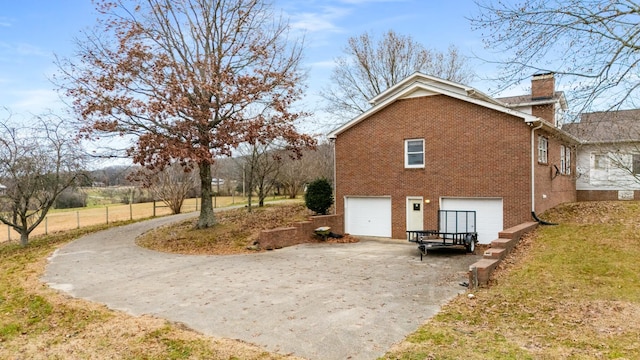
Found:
[560,145,571,174]
[538,135,548,164]
[633,154,640,175]
[565,146,571,175]
[405,139,424,168]
[594,154,608,170]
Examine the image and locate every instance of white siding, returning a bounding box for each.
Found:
[576,144,640,190]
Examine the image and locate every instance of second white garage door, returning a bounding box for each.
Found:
[441,198,503,244]
[344,197,392,237]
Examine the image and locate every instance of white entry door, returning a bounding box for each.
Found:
[406,197,424,231]
[344,197,392,237]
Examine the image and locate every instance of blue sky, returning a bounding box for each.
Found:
[0,0,508,125]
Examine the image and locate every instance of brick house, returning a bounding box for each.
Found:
[562,109,640,201]
[328,72,578,243]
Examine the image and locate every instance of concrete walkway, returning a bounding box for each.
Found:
[42,212,479,360]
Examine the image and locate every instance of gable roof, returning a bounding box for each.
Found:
[562,109,640,144]
[328,72,540,139]
[498,91,568,111]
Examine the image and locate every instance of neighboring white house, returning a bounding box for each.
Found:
[563,109,640,201]
[0,183,6,196]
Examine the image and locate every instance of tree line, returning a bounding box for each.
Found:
[4,0,633,246]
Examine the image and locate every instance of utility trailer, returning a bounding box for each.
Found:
[407,210,478,260]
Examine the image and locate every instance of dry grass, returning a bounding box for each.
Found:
[136,203,313,255]
[1,196,247,243]
[382,201,640,359]
[0,211,305,359]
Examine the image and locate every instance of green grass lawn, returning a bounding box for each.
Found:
[381,201,640,359]
[2,201,638,359]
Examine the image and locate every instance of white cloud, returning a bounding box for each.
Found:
[0,16,11,27]
[308,60,337,69]
[289,6,350,33]
[8,88,64,114]
[15,42,50,58]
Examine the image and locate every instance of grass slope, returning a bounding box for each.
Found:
[382,201,640,359]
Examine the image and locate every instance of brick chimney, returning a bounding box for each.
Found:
[531,72,555,100]
[530,72,557,124]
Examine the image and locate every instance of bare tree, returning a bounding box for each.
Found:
[238,140,282,210]
[471,0,640,113]
[321,30,475,121]
[278,142,333,198]
[56,0,315,229]
[0,111,85,246]
[132,163,195,214]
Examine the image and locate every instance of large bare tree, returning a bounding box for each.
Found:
[471,0,640,113]
[0,112,84,246]
[321,30,475,121]
[57,0,314,229]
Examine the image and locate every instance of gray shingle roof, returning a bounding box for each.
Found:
[562,109,640,143]
[498,91,565,105]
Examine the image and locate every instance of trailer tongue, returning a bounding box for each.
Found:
[407,210,478,260]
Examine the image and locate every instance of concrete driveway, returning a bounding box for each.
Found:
[42,212,479,360]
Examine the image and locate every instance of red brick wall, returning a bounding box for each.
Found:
[532,104,555,126]
[577,190,640,201]
[532,74,555,99]
[258,214,344,249]
[334,95,566,239]
[533,129,577,215]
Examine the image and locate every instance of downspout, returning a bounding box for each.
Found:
[530,121,558,225]
[331,138,337,215]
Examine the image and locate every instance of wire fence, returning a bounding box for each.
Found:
[1,196,246,243]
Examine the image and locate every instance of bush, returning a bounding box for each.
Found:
[54,190,87,209]
[304,178,333,215]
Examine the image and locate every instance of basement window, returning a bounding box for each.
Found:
[405,139,424,168]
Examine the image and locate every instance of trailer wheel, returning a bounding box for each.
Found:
[465,234,476,254]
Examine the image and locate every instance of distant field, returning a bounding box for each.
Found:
[1,196,249,243]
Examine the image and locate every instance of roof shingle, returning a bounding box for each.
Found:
[562,109,640,143]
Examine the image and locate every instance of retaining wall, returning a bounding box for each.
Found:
[258,214,344,250]
[468,222,538,288]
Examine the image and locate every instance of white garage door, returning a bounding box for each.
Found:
[441,198,503,244]
[345,197,392,237]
